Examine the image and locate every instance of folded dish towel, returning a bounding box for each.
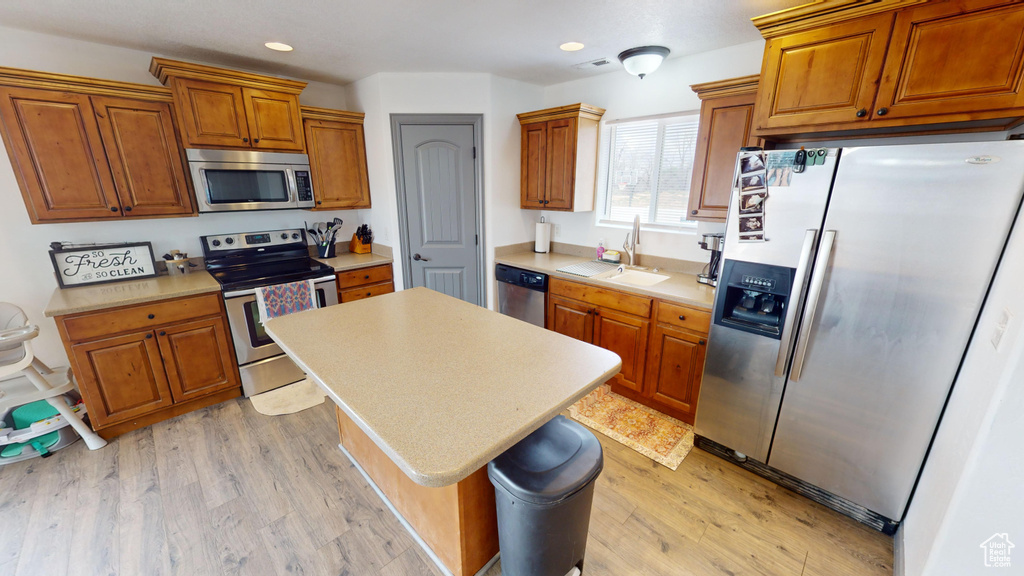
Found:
[255,280,317,322]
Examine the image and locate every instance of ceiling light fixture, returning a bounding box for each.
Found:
[560,42,585,52]
[264,42,294,52]
[617,45,670,79]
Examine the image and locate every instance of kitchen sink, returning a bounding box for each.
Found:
[598,268,670,287]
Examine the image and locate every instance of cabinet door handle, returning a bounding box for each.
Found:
[253,138,260,143]
[317,200,323,205]
[147,314,155,319]
[242,137,249,143]
[364,275,370,279]
[124,206,132,212]
[856,108,867,118]
[110,207,119,212]
[691,210,698,215]
[145,334,152,339]
[699,339,706,346]
[876,107,888,116]
[678,315,686,321]
[366,292,372,297]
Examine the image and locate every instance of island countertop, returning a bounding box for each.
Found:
[264,287,621,488]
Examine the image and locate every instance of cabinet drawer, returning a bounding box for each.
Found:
[549,277,651,318]
[337,264,393,289]
[656,301,711,334]
[61,293,223,342]
[340,281,395,303]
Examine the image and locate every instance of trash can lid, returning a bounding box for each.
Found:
[488,415,603,505]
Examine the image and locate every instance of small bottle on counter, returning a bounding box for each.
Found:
[596,240,605,261]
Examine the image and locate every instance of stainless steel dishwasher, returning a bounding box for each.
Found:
[496,264,547,328]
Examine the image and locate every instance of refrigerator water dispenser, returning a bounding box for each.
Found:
[714,260,795,340]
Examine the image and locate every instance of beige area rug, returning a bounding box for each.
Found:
[249,379,326,416]
[568,384,695,470]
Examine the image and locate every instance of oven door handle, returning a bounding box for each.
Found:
[223,274,337,299]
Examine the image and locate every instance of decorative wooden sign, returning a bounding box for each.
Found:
[49,242,158,288]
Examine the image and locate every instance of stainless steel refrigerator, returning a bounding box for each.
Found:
[695,141,1024,529]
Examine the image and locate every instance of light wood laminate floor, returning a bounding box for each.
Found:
[0,398,893,576]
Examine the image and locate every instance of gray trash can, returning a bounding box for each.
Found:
[487,415,603,576]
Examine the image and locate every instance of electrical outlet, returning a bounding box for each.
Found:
[551,224,560,238]
[991,308,1013,351]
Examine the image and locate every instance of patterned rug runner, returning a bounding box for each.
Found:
[568,385,694,470]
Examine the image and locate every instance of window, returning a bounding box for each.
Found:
[599,112,700,229]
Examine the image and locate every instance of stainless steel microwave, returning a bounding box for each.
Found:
[186,149,315,212]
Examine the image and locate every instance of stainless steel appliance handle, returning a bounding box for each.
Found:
[790,229,836,382]
[775,229,817,376]
[223,274,337,298]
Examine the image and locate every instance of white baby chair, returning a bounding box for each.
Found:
[0,303,106,463]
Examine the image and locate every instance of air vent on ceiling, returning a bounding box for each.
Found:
[572,57,614,71]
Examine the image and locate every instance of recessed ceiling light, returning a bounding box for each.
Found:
[265,42,294,52]
[560,42,585,52]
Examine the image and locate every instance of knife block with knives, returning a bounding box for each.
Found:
[350,224,373,254]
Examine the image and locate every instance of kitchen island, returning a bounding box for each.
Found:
[264,287,621,576]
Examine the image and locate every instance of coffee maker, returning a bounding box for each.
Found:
[697,233,724,287]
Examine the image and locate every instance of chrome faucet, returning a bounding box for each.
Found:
[623,215,640,266]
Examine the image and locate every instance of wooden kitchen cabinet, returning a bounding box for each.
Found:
[517,104,604,211]
[688,76,760,222]
[91,95,194,217]
[151,58,306,152]
[644,300,712,425]
[302,106,372,209]
[547,278,650,393]
[752,0,1024,138]
[56,292,241,438]
[0,69,194,223]
[546,277,711,424]
[337,263,395,303]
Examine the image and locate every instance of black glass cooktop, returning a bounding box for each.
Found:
[211,258,334,292]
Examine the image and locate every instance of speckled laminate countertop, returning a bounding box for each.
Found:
[263,286,622,488]
[44,272,222,317]
[495,251,715,310]
[314,252,393,272]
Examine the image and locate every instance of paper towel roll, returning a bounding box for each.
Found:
[535,222,551,253]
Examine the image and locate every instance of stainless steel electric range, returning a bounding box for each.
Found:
[201,228,338,397]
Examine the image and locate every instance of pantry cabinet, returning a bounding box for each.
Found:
[302,106,372,210]
[151,58,306,152]
[688,76,761,222]
[0,69,194,223]
[752,0,1024,138]
[518,104,605,211]
[56,292,241,438]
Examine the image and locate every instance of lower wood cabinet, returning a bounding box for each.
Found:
[57,292,241,438]
[547,277,710,424]
[337,263,395,303]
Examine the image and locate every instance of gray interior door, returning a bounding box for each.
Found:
[396,121,481,305]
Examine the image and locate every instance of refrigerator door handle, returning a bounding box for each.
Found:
[790,229,836,382]
[775,229,818,377]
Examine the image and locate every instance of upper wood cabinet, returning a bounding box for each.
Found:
[0,68,194,223]
[151,58,306,152]
[688,76,760,222]
[518,104,604,211]
[302,106,372,210]
[752,0,1024,138]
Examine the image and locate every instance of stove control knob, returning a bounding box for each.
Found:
[281,233,289,240]
[292,233,300,240]
[225,237,234,245]
[211,239,221,247]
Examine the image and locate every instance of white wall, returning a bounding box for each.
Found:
[343,73,543,308]
[0,26,361,365]
[538,40,766,263]
[900,213,1024,574]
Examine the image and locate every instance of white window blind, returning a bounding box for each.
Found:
[601,113,700,228]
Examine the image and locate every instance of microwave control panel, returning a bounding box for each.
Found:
[295,171,313,202]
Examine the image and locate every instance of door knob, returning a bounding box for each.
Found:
[413,254,429,261]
